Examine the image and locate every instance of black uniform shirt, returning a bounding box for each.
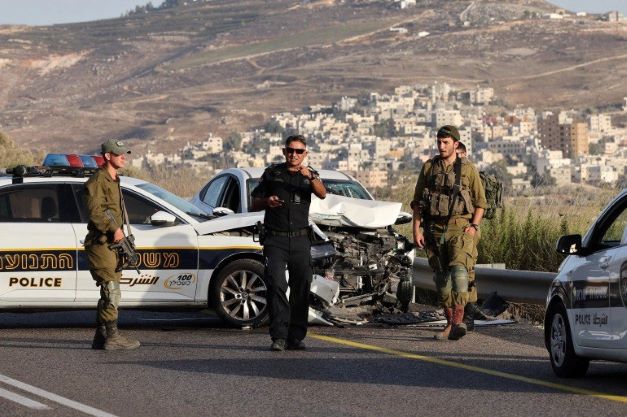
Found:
[251,163,313,231]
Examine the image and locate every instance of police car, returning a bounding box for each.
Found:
[0,164,302,327]
[545,188,627,377]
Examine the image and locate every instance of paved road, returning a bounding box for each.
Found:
[1,310,626,417]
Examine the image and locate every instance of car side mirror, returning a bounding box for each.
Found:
[556,234,582,255]
[395,211,413,225]
[212,207,235,217]
[150,210,177,226]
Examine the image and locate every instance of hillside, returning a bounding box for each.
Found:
[0,0,626,153]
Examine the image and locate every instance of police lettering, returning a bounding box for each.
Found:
[8,277,62,287]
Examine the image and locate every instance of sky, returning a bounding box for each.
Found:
[0,0,626,25]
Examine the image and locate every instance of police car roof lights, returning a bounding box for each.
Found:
[6,164,98,184]
[43,153,104,169]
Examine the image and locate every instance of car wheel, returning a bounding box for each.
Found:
[547,303,589,378]
[210,259,269,327]
[396,280,413,312]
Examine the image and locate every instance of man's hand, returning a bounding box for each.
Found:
[413,231,425,249]
[267,195,285,208]
[113,228,125,243]
[298,166,312,178]
[464,226,477,237]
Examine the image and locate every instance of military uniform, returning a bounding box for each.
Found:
[85,168,124,325]
[84,138,139,350]
[251,163,316,347]
[411,155,487,334]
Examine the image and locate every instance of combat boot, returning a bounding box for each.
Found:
[463,303,476,332]
[91,324,107,349]
[449,304,467,340]
[103,321,140,351]
[434,308,453,340]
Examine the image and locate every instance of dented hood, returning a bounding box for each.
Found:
[195,211,264,235]
[309,194,401,229]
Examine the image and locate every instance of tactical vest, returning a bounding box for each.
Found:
[422,157,474,218]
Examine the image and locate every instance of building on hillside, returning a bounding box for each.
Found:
[589,114,612,133]
[470,86,494,105]
[200,135,223,154]
[433,109,462,127]
[606,11,624,22]
[355,169,388,189]
[538,113,589,158]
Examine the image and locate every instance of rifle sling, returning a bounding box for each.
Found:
[438,157,462,245]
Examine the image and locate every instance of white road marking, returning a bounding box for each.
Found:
[0,387,50,410]
[138,317,211,321]
[0,373,119,417]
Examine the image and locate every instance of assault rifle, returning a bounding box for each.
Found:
[105,210,141,274]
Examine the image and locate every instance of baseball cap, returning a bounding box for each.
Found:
[437,125,460,142]
[101,139,131,155]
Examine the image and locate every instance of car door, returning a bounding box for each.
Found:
[571,195,625,349]
[0,183,79,305]
[73,184,199,305]
[195,175,229,214]
[218,176,242,213]
[605,195,627,348]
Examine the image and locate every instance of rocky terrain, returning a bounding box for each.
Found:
[0,0,626,153]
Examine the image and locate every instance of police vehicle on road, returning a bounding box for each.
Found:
[545,188,627,377]
[0,163,334,327]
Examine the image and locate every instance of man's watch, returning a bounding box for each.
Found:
[470,223,480,231]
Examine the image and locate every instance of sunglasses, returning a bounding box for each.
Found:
[285,147,306,155]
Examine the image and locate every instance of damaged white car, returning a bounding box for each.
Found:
[191,168,415,324]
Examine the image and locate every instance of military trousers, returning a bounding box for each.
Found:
[424,217,479,308]
[87,240,122,323]
[468,230,481,304]
[263,235,312,342]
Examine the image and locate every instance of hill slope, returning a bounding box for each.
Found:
[0,0,625,152]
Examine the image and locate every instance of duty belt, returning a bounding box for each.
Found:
[265,228,310,238]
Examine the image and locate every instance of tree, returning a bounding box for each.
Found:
[0,131,37,168]
[373,119,396,138]
[224,132,242,152]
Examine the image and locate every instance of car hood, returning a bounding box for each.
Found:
[194,211,264,235]
[309,194,401,229]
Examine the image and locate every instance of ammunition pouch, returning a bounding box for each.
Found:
[427,188,473,217]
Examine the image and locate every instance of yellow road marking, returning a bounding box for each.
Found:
[309,333,627,405]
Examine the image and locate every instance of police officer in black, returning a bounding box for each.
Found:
[251,134,326,351]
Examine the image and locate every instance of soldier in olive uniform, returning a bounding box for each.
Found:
[411,126,487,340]
[85,139,140,350]
[251,134,326,351]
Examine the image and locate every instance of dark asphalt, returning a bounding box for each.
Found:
[0,310,626,417]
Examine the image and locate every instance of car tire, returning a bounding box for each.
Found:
[397,280,413,312]
[210,259,269,328]
[547,303,589,378]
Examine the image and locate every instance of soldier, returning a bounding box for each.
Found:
[251,134,326,351]
[85,139,140,350]
[456,142,493,331]
[411,126,487,340]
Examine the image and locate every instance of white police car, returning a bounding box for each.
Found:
[0,164,337,327]
[545,188,627,377]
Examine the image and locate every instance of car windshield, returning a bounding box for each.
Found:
[135,182,211,222]
[246,178,372,201]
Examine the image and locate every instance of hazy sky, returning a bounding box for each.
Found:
[0,0,625,25]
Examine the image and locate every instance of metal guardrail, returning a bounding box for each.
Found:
[412,257,557,305]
